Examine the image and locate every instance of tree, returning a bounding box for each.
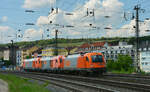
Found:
[107,55,134,72]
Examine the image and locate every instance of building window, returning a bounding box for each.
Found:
[145,62,148,65]
[111,51,113,54]
[115,51,117,54]
[120,50,123,54]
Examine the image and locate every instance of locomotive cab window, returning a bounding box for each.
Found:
[86,57,89,62]
[91,55,103,63]
[60,58,63,63]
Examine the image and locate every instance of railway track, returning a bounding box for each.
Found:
[104,73,150,79]
[1,71,150,92]
[1,71,115,92]
[103,73,150,85]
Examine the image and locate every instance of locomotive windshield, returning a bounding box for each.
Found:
[91,55,103,63]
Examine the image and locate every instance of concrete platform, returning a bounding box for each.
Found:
[0,79,8,92]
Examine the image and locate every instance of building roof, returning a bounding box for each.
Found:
[92,42,106,47]
[79,42,110,48]
[80,43,91,48]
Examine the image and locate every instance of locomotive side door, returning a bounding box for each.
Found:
[85,56,90,68]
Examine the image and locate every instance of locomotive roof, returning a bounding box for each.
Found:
[67,54,81,58]
[24,58,35,62]
[40,57,53,61]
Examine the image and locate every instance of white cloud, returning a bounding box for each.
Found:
[106,19,150,37]
[23,28,44,41]
[1,16,8,22]
[22,0,55,9]
[0,26,10,31]
[36,16,49,26]
[0,26,16,44]
[84,0,101,9]
[37,9,68,26]
[35,0,124,38]
[0,16,8,23]
[102,0,123,10]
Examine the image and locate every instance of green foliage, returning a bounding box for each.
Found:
[107,55,135,73]
[26,55,31,59]
[140,70,146,75]
[3,60,12,67]
[0,57,12,66]
[0,73,50,92]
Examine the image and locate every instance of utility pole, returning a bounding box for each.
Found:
[10,40,16,67]
[54,29,58,56]
[134,5,140,72]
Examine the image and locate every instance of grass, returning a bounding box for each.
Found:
[110,69,149,75]
[0,73,50,92]
[58,42,84,47]
[109,68,136,74]
[110,70,134,74]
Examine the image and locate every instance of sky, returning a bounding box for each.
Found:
[0,0,150,44]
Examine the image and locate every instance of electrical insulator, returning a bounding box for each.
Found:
[50,21,52,24]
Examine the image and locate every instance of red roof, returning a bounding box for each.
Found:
[92,42,106,47]
[80,43,91,48]
[80,42,107,48]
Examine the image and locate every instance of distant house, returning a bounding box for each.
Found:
[3,49,10,61]
[42,47,67,57]
[77,42,110,52]
[138,40,150,72]
[3,46,18,66]
[31,47,43,58]
[100,42,135,61]
[139,40,150,52]
[22,46,39,59]
[16,49,23,67]
[139,51,150,72]
[78,41,135,62]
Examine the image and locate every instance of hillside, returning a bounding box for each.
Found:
[0,35,150,49]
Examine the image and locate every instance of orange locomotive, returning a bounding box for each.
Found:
[23,52,106,75]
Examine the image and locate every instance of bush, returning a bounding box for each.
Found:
[107,55,135,73]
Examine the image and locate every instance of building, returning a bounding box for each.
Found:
[22,46,39,59]
[100,42,135,61]
[3,46,18,66]
[31,47,43,58]
[3,49,10,61]
[139,51,150,72]
[78,42,110,52]
[78,41,135,61]
[139,40,150,52]
[16,50,22,67]
[16,46,43,67]
[138,40,150,72]
[42,47,68,57]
